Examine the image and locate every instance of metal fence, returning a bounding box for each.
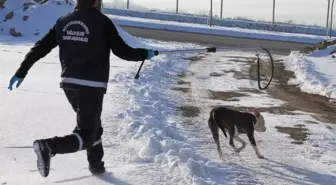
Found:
[104,0,335,32]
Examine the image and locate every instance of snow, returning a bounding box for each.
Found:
[2,34,335,184]
[0,0,74,38]
[1,1,336,185]
[107,14,328,44]
[309,45,336,58]
[284,50,336,100]
[103,7,336,37]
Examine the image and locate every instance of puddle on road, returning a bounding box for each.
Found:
[266,105,299,115]
[220,55,257,60]
[172,87,190,93]
[305,120,319,124]
[183,55,207,62]
[262,61,336,124]
[275,125,310,145]
[208,90,248,101]
[238,88,264,94]
[175,106,201,118]
[228,59,255,64]
[176,80,191,85]
[207,104,301,116]
[209,72,223,77]
[177,71,195,78]
[222,69,250,80]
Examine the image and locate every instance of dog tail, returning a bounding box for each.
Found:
[209,109,228,138]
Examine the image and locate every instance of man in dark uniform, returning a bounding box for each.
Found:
[7,0,156,178]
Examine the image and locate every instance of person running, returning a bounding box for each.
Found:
[8,0,156,177]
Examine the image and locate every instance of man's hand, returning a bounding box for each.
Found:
[146,49,156,60]
[8,76,23,91]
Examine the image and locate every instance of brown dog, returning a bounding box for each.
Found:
[208,106,266,159]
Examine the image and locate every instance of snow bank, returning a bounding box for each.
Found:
[104,8,336,37]
[0,0,74,38]
[106,39,254,184]
[284,51,336,100]
[308,44,336,58]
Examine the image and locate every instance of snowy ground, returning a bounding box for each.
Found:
[1,1,336,185]
[1,25,336,185]
[283,48,336,100]
[0,25,203,185]
[168,51,336,185]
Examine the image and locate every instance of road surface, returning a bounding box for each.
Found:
[120,25,314,54]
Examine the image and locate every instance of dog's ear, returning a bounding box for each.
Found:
[253,109,260,117]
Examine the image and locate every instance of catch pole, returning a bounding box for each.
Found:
[134,46,274,90]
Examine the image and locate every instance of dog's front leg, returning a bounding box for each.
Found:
[229,127,239,153]
[234,135,246,153]
[208,119,224,160]
[247,132,264,159]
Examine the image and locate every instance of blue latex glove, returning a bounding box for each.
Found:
[8,76,23,91]
[146,49,156,60]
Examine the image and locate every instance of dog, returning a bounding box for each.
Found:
[208,106,266,159]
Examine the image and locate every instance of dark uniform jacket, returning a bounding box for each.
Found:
[14,6,149,93]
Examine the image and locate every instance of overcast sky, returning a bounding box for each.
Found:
[104,0,333,27]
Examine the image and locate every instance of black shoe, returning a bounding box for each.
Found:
[33,139,53,177]
[89,161,105,176]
